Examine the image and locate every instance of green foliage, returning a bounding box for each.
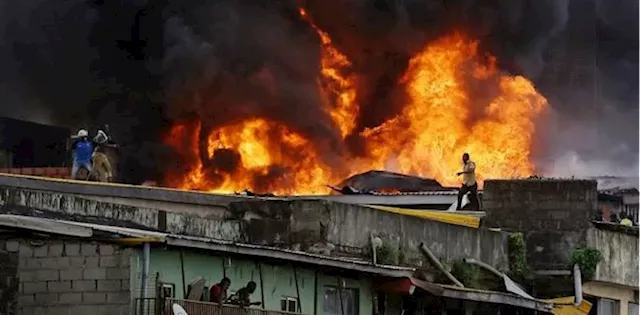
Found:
[570,246,602,281]
[451,260,480,287]
[362,240,398,265]
[507,233,530,279]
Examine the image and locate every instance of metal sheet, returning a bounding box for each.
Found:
[0,214,93,238]
[61,220,167,240]
[166,235,416,277]
[439,284,553,312]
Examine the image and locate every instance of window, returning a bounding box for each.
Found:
[323,286,359,315]
[629,303,638,315]
[597,298,618,315]
[281,297,299,313]
[158,283,175,299]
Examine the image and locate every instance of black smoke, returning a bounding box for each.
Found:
[0,0,636,184]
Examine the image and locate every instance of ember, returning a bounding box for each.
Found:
[163,7,548,195]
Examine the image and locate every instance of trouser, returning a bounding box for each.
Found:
[72,161,92,179]
[457,182,479,210]
[92,152,113,182]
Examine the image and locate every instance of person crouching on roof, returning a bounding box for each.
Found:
[92,130,115,182]
[70,129,94,179]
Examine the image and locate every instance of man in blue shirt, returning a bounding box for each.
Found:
[70,129,94,179]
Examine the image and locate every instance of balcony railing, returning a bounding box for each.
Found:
[134,298,303,315]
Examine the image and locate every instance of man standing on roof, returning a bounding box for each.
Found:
[70,129,94,180]
[92,129,117,182]
[455,153,479,210]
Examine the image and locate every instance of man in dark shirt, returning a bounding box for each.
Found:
[229,281,261,307]
[209,277,230,304]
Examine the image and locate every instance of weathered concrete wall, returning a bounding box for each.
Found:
[483,179,597,270]
[0,185,244,241]
[233,200,509,270]
[0,237,131,315]
[325,201,508,269]
[586,227,639,287]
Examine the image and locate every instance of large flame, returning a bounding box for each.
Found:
[361,33,547,186]
[164,11,547,195]
[299,8,358,138]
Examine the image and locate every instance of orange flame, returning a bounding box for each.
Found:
[361,33,547,186]
[299,7,358,138]
[164,13,547,195]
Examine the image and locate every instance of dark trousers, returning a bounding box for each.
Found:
[457,183,479,210]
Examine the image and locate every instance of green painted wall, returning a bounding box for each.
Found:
[131,246,373,315]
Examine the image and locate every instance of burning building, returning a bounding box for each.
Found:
[0,0,636,193]
[161,2,548,195]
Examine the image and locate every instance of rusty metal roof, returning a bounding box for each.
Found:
[369,190,483,196]
[0,214,416,277]
[336,170,444,193]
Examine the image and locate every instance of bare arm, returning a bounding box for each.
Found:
[456,162,475,175]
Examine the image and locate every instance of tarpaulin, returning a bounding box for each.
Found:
[367,205,481,228]
[546,297,592,315]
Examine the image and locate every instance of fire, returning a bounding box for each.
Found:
[361,33,547,186]
[166,118,335,195]
[164,12,547,195]
[299,7,358,138]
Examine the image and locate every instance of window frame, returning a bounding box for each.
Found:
[158,283,175,299]
[597,297,618,315]
[280,296,299,313]
[322,285,360,315]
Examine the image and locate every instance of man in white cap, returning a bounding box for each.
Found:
[70,129,94,179]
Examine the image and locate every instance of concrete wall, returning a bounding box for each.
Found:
[0,178,508,270]
[134,247,373,315]
[483,179,598,270]
[0,185,244,241]
[235,200,509,270]
[0,237,132,315]
[586,228,639,287]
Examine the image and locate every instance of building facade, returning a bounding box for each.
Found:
[134,247,373,315]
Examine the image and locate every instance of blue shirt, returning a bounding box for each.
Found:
[73,140,94,164]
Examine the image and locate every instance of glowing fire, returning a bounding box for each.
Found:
[299,8,358,138]
[361,33,547,186]
[164,11,547,195]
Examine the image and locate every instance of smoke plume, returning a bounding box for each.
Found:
[0,0,636,184]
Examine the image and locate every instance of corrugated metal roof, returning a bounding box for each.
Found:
[168,234,415,276]
[370,190,483,196]
[0,214,415,277]
[438,284,553,312]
